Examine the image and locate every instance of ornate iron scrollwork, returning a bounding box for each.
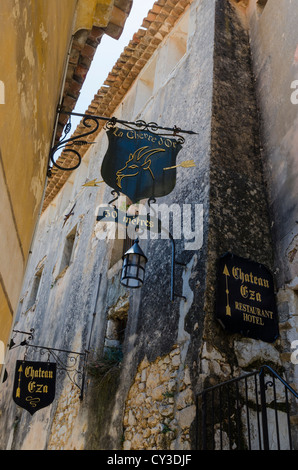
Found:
[108,190,121,208]
[27,345,88,400]
[109,119,187,144]
[48,110,197,175]
[10,329,88,400]
[9,329,35,349]
[49,113,100,173]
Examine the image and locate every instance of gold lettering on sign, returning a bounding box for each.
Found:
[234,301,274,325]
[122,128,176,147]
[28,381,49,394]
[243,313,264,325]
[25,366,54,380]
[112,127,123,138]
[232,266,270,288]
[240,285,262,302]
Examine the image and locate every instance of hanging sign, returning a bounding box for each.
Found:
[101,127,183,203]
[96,206,161,234]
[12,360,56,414]
[215,253,279,343]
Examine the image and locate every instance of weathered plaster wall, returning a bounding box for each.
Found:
[203,0,275,373]
[244,0,298,440]
[246,0,298,290]
[93,0,215,451]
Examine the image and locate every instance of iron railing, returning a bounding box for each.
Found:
[195,365,298,450]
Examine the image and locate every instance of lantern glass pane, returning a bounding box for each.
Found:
[121,243,147,288]
[128,277,140,288]
[138,267,145,282]
[127,264,138,278]
[128,253,139,265]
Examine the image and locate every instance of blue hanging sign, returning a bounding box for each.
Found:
[101,127,183,203]
[96,206,161,234]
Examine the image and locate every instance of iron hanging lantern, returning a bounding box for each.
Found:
[121,238,147,288]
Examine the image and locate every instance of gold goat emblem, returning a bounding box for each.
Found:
[116,146,165,189]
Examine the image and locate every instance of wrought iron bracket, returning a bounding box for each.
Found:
[147,198,187,302]
[48,110,197,175]
[9,329,35,349]
[10,330,88,400]
[24,344,88,401]
[169,233,187,302]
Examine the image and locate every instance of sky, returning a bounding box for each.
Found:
[70,0,155,129]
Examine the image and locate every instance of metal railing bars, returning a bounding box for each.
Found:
[196,365,298,451]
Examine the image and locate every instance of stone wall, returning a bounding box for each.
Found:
[123,346,195,450]
[245,0,298,437]
[246,0,298,290]
[47,382,83,450]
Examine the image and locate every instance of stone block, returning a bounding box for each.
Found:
[176,388,193,410]
[176,405,196,430]
[151,384,167,401]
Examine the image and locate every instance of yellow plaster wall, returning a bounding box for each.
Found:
[0,286,12,353]
[74,0,115,32]
[0,0,78,354]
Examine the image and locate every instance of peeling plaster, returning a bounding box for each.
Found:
[177,255,196,344]
[24,32,35,67]
[39,22,48,41]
